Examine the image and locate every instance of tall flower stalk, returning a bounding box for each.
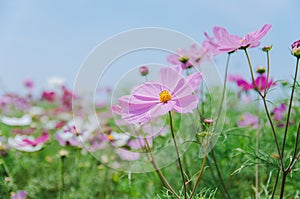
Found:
[168,111,187,199]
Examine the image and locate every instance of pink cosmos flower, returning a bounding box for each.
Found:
[229,74,275,92]
[8,132,49,152]
[272,103,287,127]
[237,113,259,129]
[112,66,202,124]
[0,94,30,113]
[41,91,56,102]
[61,86,74,110]
[203,24,272,55]
[167,43,208,69]
[272,103,286,121]
[55,117,98,147]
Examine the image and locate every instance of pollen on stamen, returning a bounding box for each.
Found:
[108,134,114,141]
[159,90,172,103]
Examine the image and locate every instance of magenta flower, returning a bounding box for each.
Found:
[61,86,75,110]
[22,131,49,146]
[254,75,276,91]
[237,113,259,129]
[229,74,275,92]
[8,132,49,152]
[203,24,272,55]
[167,43,208,69]
[112,66,202,124]
[41,91,56,102]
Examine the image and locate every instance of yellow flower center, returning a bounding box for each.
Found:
[179,56,189,64]
[108,134,114,141]
[159,90,172,103]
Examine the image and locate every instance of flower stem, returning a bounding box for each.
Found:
[279,172,288,199]
[281,57,299,161]
[142,136,180,199]
[244,49,284,170]
[215,53,231,126]
[264,50,271,97]
[60,156,65,199]
[287,122,300,172]
[0,156,12,179]
[210,148,231,199]
[211,53,231,199]
[168,111,187,199]
[255,97,260,199]
[270,169,280,199]
[189,155,207,199]
[0,156,13,196]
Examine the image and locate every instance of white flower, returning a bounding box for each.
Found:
[8,135,42,152]
[1,115,32,126]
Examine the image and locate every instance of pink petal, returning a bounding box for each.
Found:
[250,24,272,40]
[131,82,162,101]
[173,95,199,113]
[158,66,183,92]
[35,133,49,144]
[173,72,202,98]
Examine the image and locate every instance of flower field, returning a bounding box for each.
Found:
[1,24,300,199]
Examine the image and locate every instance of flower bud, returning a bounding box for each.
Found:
[281,80,288,86]
[203,118,213,125]
[262,45,272,52]
[139,66,149,76]
[256,66,266,74]
[291,39,300,58]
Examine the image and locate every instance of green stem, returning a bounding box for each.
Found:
[0,155,13,196]
[209,53,231,199]
[211,148,231,199]
[255,97,260,199]
[60,156,65,199]
[287,122,300,172]
[270,169,280,199]
[182,153,193,190]
[244,49,284,170]
[168,111,187,199]
[189,155,207,199]
[281,57,299,161]
[143,136,180,199]
[215,53,231,126]
[0,156,12,179]
[279,172,288,199]
[264,50,271,97]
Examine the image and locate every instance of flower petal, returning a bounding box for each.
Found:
[158,66,183,92]
[173,95,199,113]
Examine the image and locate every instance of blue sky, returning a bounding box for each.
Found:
[0,0,299,94]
